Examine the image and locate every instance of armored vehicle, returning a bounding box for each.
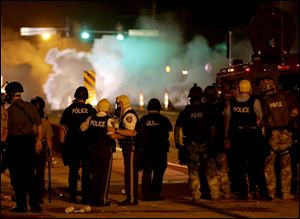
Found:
[215,7,299,96]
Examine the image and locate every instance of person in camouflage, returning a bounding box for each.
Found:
[203,85,230,200]
[259,78,299,200]
[174,84,220,201]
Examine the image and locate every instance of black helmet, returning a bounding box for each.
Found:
[5,81,24,97]
[31,96,45,118]
[31,96,45,109]
[204,85,216,102]
[188,83,203,100]
[74,86,88,100]
[147,98,161,111]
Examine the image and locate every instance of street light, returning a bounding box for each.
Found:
[20,26,161,41]
[165,65,171,73]
[41,32,51,41]
[20,27,57,36]
[81,31,90,39]
[116,33,124,41]
[20,17,73,38]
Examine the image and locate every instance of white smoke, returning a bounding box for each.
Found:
[43,16,234,109]
[43,48,93,109]
[2,16,254,110]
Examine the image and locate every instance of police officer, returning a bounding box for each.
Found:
[224,79,269,200]
[5,81,43,212]
[31,96,54,204]
[113,95,139,206]
[203,85,230,200]
[137,98,173,201]
[174,83,219,201]
[59,86,96,203]
[259,78,299,200]
[279,79,300,196]
[80,98,115,206]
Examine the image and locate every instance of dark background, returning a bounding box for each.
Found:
[3,0,297,46]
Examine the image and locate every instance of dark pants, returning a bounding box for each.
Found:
[121,142,139,202]
[35,146,47,204]
[68,157,90,202]
[7,135,40,209]
[142,151,167,200]
[230,128,268,198]
[90,145,113,205]
[66,144,91,202]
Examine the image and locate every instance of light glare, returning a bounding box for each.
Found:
[41,32,51,40]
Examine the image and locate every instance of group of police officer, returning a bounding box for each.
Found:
[174,78,299,202]
[58,87,174,206]
[1,82,171,210]
[1,82,44,212]
[1,78,298,212]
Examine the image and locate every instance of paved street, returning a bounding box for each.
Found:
[1,148,299,218]
[1,109,299,218]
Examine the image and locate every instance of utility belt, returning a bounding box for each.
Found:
[119,138,135,148]
[236,126,257,130]
[272,146,292,156]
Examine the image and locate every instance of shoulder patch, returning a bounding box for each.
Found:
[126,116,133,123]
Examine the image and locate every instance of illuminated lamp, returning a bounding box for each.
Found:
[277,65,290,70]
[244,67,251,72]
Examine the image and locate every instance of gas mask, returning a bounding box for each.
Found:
[113,102,122,118]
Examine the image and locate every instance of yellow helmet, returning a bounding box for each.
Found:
[238,79,252,94]
[116,95,131,109]
[97,98,111,112]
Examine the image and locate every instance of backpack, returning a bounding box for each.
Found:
[261,93,290,129]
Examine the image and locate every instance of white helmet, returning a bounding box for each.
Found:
[97,98,111,112]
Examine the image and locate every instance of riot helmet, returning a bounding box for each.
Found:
[97,98,111,112]
[259,78,277,95]
[114,95,130,118]
[188,83,203,102]
[116,95,131,109]
[74,86,88,100]
[31,96,45,109]
[204,85,217,102]
[31,96,45,118]
[5,81,24,98]
[147,98,161,112]
[238,79,252,94]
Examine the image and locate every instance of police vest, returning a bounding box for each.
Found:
[86,115,114,146]
[62,102,95,142]
[230,96,256,129]
[181,104,210,144]
[261,93,290,129]
[138,113,171,148]
[119,109,139,144]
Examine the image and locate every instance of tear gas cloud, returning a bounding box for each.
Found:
[2,16,253,110]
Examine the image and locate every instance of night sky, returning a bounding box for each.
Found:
[3,0,297,46]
